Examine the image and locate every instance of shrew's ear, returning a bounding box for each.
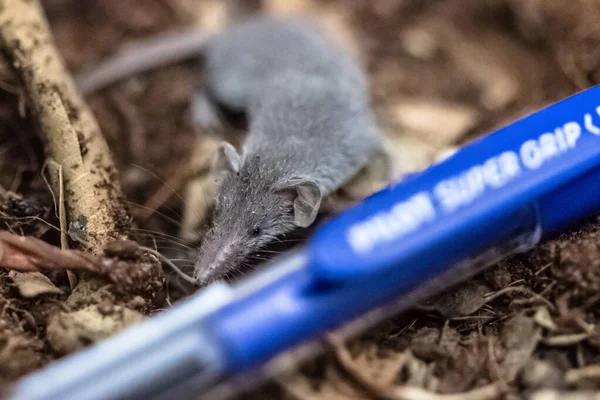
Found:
[278,180,322,228]
[213,142,241,181]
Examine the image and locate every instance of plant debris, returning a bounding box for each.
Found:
[8,271,63,298]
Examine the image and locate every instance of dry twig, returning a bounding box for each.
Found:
[0,231,108,274]
[0,0,127,255]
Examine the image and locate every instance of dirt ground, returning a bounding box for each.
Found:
[2,0,600,399]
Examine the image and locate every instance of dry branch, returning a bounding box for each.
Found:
[0,231,110,275]
[0,0,128,255]
[0,231,164,300]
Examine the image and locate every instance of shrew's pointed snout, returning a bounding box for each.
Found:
[194,241,237,286]
[193,261,216,286]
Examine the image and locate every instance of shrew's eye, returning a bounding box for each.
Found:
[251,226,261,236]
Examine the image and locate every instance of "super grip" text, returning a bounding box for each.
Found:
[347,106,600,255]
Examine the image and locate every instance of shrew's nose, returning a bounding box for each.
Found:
[194,242,235,285]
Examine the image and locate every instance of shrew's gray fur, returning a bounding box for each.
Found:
[194,16,381,284]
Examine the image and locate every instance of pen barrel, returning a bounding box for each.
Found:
[210,85,600,380]
[538,164,600,238]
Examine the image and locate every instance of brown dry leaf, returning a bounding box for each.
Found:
[360,345,410,388]
[178,136,221,240]
[338,149,391,201]
[403,350,435,388]
[317,5,361,62]
[566,364,600,388]
[8,271,63,298]
[500,313,541,382]
[543,334,590,347]
[530,391,600,400]
[401,27,440,60]
[384,135,439,179]
[534,307,559,332]
[410,327,446,360]
[63,276,115,310]
[195,0,230,33]
[46,304,144,356]
[262,0,317,16]
[389,99,480,147]
[507,0,600,89]
[425,278,493,318]
[325,363,371,399]
[328,333,502,400]
[353,344,433,390]
[431,330,489,393]
[179,174,217,242]
[0,335,45,386]
[278,370,368,400]
[520,358,566,391]
[265,0,361,62]
[433,23,521,111]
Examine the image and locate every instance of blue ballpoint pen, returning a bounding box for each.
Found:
[7,84,600,400]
